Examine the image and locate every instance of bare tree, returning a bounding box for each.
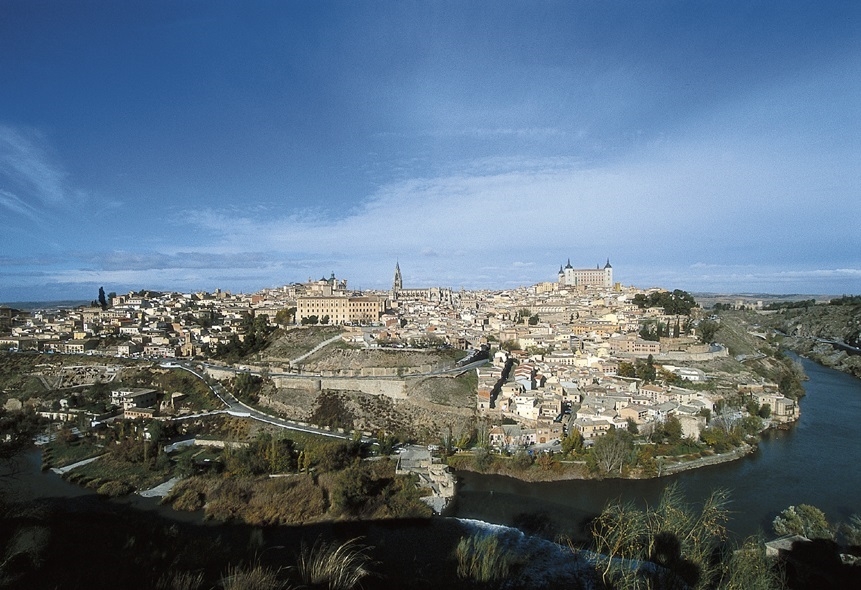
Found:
[592,428,634,475]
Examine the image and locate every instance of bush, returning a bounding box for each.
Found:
[472,448,493,472]
[97,480,134,497]
[510,449,533,471]
[773,504,833,539]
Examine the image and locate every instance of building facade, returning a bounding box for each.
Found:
[296,295,385,325]
[558,259,613,288]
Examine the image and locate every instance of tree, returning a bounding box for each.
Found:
[98,287,108,310]
[698,319,719,344]
[320,314,330,325]
[617,362,636,378]
[527,314,540,326]
[511,449,533,471]
[561,428,583,456]
[591,428,634,475]
[626,418,639,435]
[653,415,683,445]
[275,307,296,325]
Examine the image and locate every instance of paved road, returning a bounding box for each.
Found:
[166,361,351,440]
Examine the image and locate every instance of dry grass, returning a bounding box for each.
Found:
[294,537,373,590]
[220,563,288,590]
[455,532,521,584]
[165,475,328,525]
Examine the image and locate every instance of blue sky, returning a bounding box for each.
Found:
[1,1,859,302]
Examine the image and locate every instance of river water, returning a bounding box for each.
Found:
[451,355,861,540]
[7,356,861,545]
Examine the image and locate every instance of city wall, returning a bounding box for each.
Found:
[206,366,412,401]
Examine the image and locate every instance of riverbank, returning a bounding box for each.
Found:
[446,440,762,484]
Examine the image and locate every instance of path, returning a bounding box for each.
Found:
[139,476,182,498]
[289,333,345,365]
[50,454,106,475]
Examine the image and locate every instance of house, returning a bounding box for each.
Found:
[111,388,158,410]
[572,417,612,440]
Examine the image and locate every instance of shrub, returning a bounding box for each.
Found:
[97,480,134,497]
[472,448,493,472]
[772,504,833,539]
[510,449,533,471]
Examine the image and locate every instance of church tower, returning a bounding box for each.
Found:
[392,262,403,298]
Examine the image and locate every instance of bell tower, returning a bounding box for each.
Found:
[392,262,403,298]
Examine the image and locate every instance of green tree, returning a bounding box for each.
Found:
[98,286,108,310]
[472,447,493,472]
[698,319,719,344]
[275,307,296,325]
[561,428,584,456]
[626,417,639,435]
[617,362,636,378]
[653,415,683,444]
[527,314,540,326]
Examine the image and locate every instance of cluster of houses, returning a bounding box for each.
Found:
[1,261,799,448]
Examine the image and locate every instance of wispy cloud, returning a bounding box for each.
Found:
[0,188,41,222]
[0,125,83,223]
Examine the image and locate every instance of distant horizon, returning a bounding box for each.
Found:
[2,3,859,301]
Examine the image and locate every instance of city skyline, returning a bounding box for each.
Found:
[2,1,859,301]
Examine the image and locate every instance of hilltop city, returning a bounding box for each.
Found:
[1,259,800,465]
[0,258,834,588]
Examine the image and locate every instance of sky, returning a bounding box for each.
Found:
[1,1,859,302]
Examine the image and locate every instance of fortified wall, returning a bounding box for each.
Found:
[205,365,410,401]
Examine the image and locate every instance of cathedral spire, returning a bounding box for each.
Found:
[393,261,403,293]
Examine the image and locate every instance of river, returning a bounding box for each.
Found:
[7,355,861,546]
[451,355,861,540]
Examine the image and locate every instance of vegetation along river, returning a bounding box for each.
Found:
[451,355,861,541]
[11,355,861,551]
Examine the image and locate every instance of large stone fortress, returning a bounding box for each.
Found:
[558,259,613,288]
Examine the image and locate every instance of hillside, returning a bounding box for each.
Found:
[757,300,861,378]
